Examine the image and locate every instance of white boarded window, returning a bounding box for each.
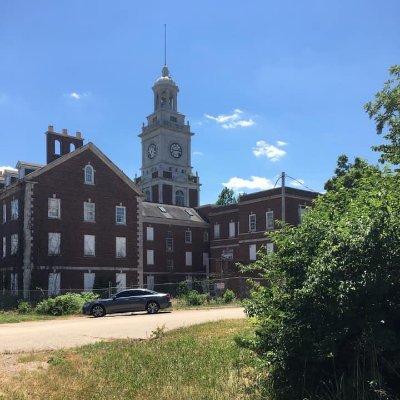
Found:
[116,237,126,258]
[48,198,61,219]
[185,251,192,266]
[11,234,18,255]
[266,211,274,230]
[11,273,18,295]
[147,249,154,265]
[84,165,94,184]
[214,224,220,239]
[147,226,154,241]
[203,252,209,267]
[84,234,95,256]
[11,199,18,220]
[249,214,256,232]
[48,272,61,296]
[229,221,235,238]
[249,244,257,261]
[116,206,126,224]
[2,237,6,258]
[266,243,274,254]
[116,273,126,291]
[185,230,192,244]
[84,202,96,222]
[147,275,155,290]
[299,205,307,223]
[2,203,6,223]
[48,233,61,256]
[84,273,95,291]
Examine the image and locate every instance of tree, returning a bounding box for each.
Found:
[365,65,400,164]
[216,187,237,206]
[239,161,400,399]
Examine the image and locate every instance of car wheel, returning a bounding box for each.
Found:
[91,304,106,318]
[146,301,160,314]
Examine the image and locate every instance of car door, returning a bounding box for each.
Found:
[109,290,132,313]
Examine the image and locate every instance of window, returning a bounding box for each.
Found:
[48,272,61,296]
[185,251,192,266]
[84,234,95,256]
[214,224,220,239]
[145,190,151,201]
[11,199,18,220]
[249,244,257,260]
[147,275,155,291]
[84,273,95,291]
[54,140,61,155]
[48,233,61,256]
[266,211,274,230]
[158,206,167,213]
[11,273,18,296]
[185,230,192,244]
[167,259,174,271]
[147,249,154,265]
[84,202,96,222]
[166,238,173,252]
[11,234,18,255]
[185,209,194,217]
[299,205,307,223]
[2,203,6,223]
[249,214,256,232]
[2,237,6,258]
[203,230,209,242]
[48,198,61,219]
[116,237,126,258]
[116,206,126,224]
[116,273,127,291]
[266,243,274,254]
[84,165,94,184]
[175,190,185,206]
[229,221,235,238]
[203,252,209,267]
[146,226,154,241]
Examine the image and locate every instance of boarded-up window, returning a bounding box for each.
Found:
[147,250,154,265]
[48,233,61,255]
[116,273,126,291]
[84,202,96,222]
[147,275,154,290]
[266,243,274,254]
[11,199,18,220]
[214,224,220,239]
[185,251,192,266]
[249,244,257,261]
[229,222,235,238]
[84,273,95,291]
[84,235,95,256]
[146,226,154,241]
[10,234,18,255]
[48,272,61,296]
[2,237,6,257]
[10,273,18,295]
[2,203,6,223]
[48,198,61,219]
[203,252,209,267]
[116,237,126,258]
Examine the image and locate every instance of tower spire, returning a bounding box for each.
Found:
[164,24,167,66]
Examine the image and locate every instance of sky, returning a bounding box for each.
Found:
[0,0,399,204]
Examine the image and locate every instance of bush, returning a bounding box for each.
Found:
[17,300,33,314]
[184,290,209,306]
[35,292,99,316]
[222,289,236,304]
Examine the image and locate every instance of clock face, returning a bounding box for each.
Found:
[147,143,157,159]
[170,143,182,158]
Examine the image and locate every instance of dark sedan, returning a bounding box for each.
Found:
[82,288,171,317]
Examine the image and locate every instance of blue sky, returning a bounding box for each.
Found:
[0,0,399,204]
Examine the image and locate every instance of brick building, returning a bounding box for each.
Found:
[0,127,143,298]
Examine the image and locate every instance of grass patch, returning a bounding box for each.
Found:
[0,311,60,324]
[0,319,261,400]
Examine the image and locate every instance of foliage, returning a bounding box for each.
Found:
[35,292,99,316]
[222,289,236,303]
[240,161,400,399]
[365,65,400,164]
[216,187,238,206]
[183,290,209,306]
[17,300,33,314]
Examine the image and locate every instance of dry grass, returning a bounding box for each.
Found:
[0,319,261,400]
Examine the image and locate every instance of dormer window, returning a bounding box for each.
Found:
[84,165,94,185]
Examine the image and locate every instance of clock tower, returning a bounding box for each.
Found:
[136,64,200,207]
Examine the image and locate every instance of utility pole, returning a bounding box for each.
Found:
[281,171,286,223]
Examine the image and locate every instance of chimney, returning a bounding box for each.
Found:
[48,125,54,132]
[76,131,82,139]
[62,128,68,135]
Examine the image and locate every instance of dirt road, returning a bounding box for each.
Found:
[0,307,245,353]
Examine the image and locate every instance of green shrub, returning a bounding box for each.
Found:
[17,300,33,314]
[184,290,208,306]
[222,289,236,304]
[35,292,99,316]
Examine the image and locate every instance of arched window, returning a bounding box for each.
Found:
[54,139,61,155]
[175,190,185,207]
[84,165,94,184]
[70,143,76,152]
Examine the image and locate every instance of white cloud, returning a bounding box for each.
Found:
[193,151,204,156]
[290,179,304,187]
[69,92,81,99]
[253,140,286,162]
[276,140,287,146]
[204,108,255,129]
[0,166,17,173]
[223,176,274,191]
